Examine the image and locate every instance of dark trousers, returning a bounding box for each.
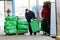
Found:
[46,20,50,34]
[45,20,50,34]
[28,22,36,35]
[42,19,50,34]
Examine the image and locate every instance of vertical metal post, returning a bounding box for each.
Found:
[4,0,6,17]
[28,0,30,9]
[36,0,39,23]
[12,0,15,16]
[4,0,5,16]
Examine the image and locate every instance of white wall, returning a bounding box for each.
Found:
[15,0,28,19]
[0,1,5,34]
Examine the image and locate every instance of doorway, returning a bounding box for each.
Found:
[14,0,56,37]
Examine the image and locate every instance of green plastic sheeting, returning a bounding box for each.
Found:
[5,21,17,26]
[17,30,28,34]
[5,29,17,34]
[18,25,28,30]
[41,19,47,31]
[5,16,29,34]
[17,19,28,34]
[5,16,18,34]
[5,16,18,21]
[30,19,41,33]
[18,19,28,25]
[5,26,16,30]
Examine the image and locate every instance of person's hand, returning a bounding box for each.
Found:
[41,17,44,20]
[31,19,33,21]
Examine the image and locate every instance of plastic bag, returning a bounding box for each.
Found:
[5,21,17,26]
[18,19,28,25]
[5,16,18,21]
[17,30,28,34]
[5,26,16,30]
[17,25,28,30]
[30,19,41,32]
[5,29,17,34]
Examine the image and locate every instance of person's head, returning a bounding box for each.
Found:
[25,9,30,13]
[43,1,51,8]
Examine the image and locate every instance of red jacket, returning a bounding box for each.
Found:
[41,7,50,21]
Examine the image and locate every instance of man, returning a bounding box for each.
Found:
[25,9,36,35]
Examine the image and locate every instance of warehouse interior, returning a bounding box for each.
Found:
[0,0,60,40]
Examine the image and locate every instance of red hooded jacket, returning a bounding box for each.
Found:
[41,7,50,21]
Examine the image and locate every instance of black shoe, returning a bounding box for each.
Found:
[30,33,32,35]
[43,32,46,35]
[34,33,36,35]
[34,34,36,35]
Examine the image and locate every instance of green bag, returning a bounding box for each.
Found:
[17,25,28,30]
[5,21,17,26]
[30,19,41,33]
[39,23,42,31]
[5,16,18,21]
[18,19,28,25]
[17,30,28,34]
[5,29,17,34]
[39,21,43,31]
[5,26,16,30]
[41,19,47,31]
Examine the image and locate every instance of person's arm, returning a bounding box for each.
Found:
[25,13,29,20]
[25,13,27,19]
[41,9,44,17]
[32,12,35,19]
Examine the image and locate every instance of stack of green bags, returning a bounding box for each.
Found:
[17,19,28,34]
[5,16,18,34]
[30,19,41,33]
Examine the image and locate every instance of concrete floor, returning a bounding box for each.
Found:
[0,31,55,40]
[0,27,55,40]
[0,35,55,40]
